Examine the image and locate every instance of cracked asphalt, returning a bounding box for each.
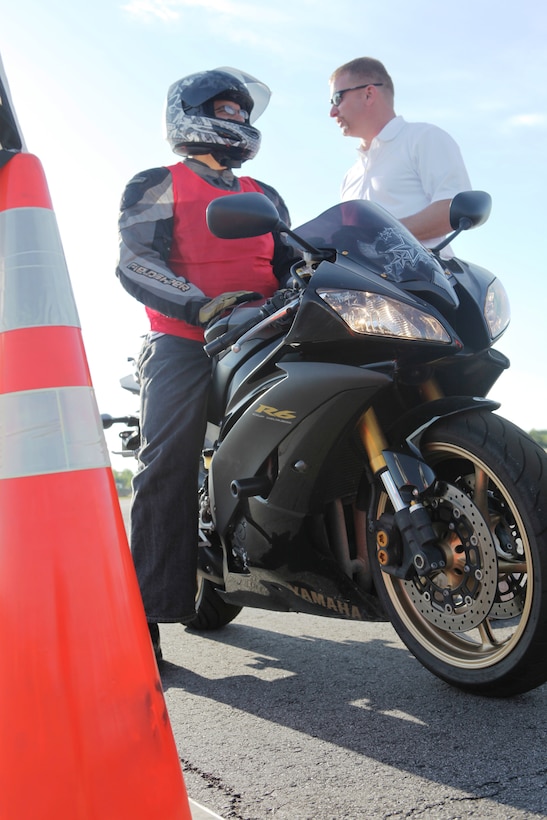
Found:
[119,497,547,820]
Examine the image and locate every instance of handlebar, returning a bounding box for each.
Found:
[203,293,299,358]
[203,312,265,358]
[101,413,139,429]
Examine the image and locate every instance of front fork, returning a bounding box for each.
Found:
[358,400,446,580]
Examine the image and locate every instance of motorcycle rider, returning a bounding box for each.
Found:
[329,57,471,251]
[116,68,294,663]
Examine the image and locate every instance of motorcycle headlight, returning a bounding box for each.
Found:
[317,289,452,343]
[484,278,510,340]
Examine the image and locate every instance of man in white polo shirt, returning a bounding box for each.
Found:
[329,57,471,251]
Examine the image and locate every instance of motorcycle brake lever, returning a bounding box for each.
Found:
[203,298,298,358]
[231,300,298,353]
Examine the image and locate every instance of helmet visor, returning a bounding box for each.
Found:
[214,66,271,123]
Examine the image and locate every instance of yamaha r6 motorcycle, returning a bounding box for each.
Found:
[104,191,547,697]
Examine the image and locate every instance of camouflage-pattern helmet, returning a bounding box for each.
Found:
[165,67,271,166]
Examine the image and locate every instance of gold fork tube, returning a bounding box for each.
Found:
[358,377,444,475]
[420,377,444,402]
[357,408,388,475]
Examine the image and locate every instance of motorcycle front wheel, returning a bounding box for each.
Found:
[371,410,547,697]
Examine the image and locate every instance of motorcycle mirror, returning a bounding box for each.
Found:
[449,190,492,231]
[101,413,115,429]
[432,190,492,254]
[207,192,325,257]
[207,192,285,238]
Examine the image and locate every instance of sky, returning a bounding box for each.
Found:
[1,0,547,470]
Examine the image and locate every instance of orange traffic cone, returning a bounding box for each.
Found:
[0,117,191,816]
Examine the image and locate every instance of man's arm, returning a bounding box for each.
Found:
[399,198,452,242]
[116,167,207,324]
[400,124,471,243]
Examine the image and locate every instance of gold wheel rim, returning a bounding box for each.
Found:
[377,440,533,669]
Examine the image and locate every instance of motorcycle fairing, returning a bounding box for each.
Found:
[444,257,504,350]
[218,470,387,621]
[219,562,387,622]
[207,334,283,425]
[289,200,459,308]
[284,264,461,351]
[210,361,392,534]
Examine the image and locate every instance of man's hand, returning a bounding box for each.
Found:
[198,291,263,326]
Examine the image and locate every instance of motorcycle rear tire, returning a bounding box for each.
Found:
[186,577,242,631]
[371,410,547,697]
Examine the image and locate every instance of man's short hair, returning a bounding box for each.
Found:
[330,57,394,97]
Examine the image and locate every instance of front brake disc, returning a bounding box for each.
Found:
[403,485,498,632]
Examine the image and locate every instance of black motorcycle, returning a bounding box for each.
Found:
[104,191,547,697]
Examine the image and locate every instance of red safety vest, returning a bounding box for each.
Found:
[147,163,278,340]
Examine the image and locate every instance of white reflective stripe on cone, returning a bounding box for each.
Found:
[0,208,80,332]
[0,386,110,479]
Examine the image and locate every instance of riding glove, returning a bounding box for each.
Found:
[198,290,262,326]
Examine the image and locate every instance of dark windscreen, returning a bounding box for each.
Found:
[293,200,447,286]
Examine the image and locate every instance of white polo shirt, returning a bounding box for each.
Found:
[341,115,471,248]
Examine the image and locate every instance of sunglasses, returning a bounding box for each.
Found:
[330,83,383,107]
[213,103,250,121]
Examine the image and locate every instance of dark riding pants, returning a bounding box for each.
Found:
[130,333,212,622]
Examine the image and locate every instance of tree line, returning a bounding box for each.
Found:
[529,430,547,448]
[112,468,134,495]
